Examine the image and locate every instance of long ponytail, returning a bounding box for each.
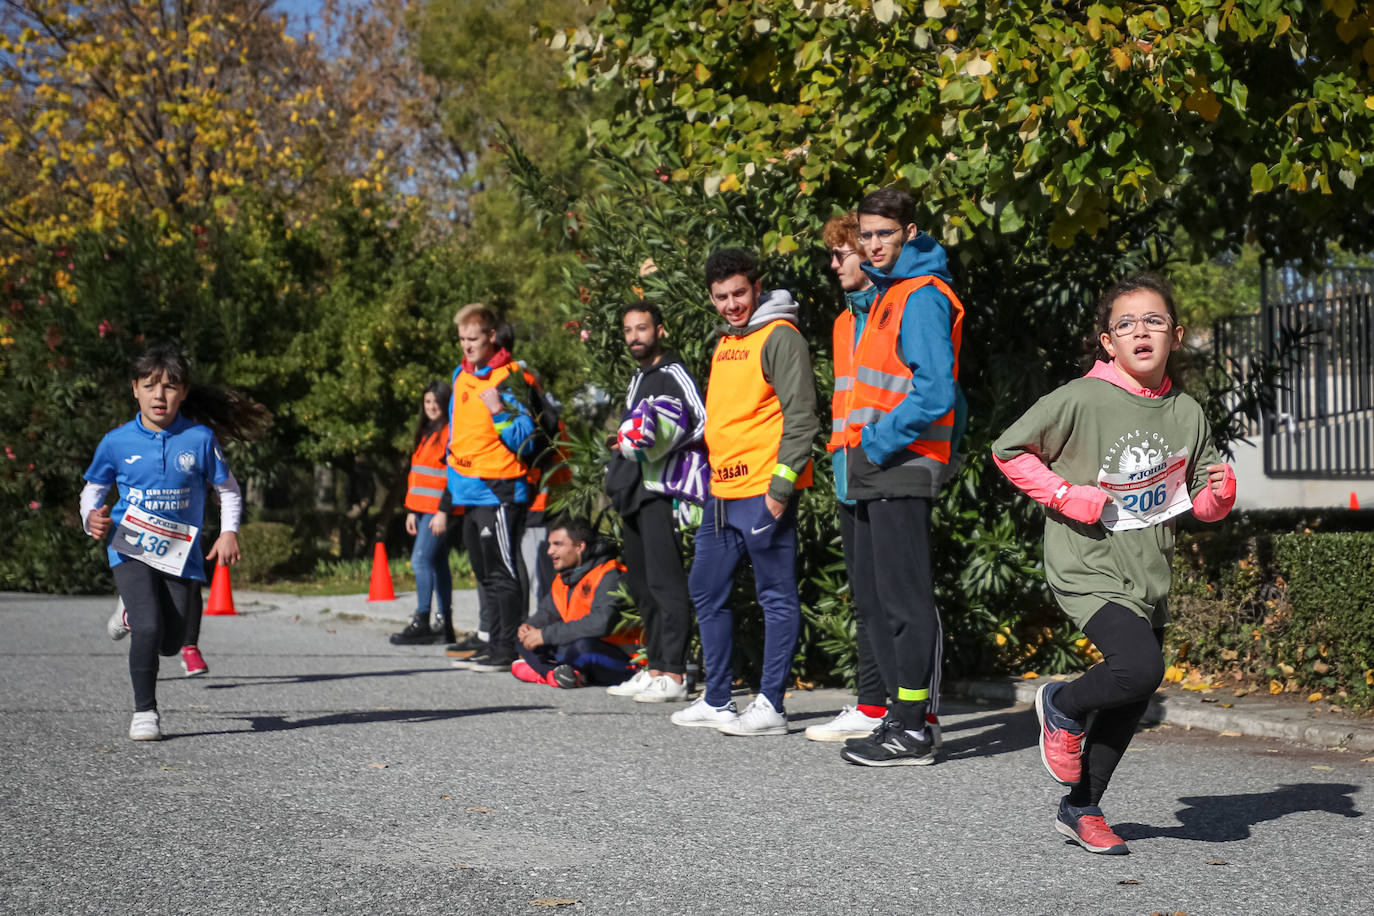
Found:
[131,343,271,443]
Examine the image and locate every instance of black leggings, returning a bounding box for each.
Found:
[1055,603,1165,807]
[113,562,201,712]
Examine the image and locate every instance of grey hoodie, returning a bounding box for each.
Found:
[713,289,819,503]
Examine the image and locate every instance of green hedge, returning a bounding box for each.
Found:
[1171,512,1374,709]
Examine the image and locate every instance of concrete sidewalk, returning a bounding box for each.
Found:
[236,586,1374,753]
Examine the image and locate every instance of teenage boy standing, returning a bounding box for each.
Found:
[443,303,538,672]
[837,188,966,766]
[671,248,818,736]
[605,301,708,703]
[809,212,949,747]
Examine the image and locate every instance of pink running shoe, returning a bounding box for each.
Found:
[510,659,545,684]
[1035,681,1085,785]
[180,645,209,677]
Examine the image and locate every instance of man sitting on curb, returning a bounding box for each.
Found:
[511,516,637,689]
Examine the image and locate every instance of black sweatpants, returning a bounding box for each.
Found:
[113,561,201,712]
[621,497,692,676]
[1056,602,1166,807]
[463,504,526,660]
[849,496,943,730]
[838,504,890,709]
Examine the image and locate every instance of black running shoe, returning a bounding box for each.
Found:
[550,664,584,689]
[445,633,486,657]
[389,620,438,646]
[467,650,514,672]
[840,718,936,767]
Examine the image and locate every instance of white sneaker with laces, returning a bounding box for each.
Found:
[718,694,788,737]
[107,599,130,641]
[669,695,739,728]
[129,710,161,741]
[804,704,884,742]
[633,674,688,703]
[606,668,652,697]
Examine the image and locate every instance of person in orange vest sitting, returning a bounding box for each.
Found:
[442,303,539,673]
[510,516,637,689]
[390,381,462,646]
[836,187,967,768]
[670,247,819,736]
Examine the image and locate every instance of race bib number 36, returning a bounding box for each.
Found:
[1097,450,1193,532]
[111,503,198,577]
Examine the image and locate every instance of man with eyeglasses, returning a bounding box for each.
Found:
[835,187,968,767]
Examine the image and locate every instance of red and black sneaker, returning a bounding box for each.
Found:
[1055,797,1129,855]
[1035,681,1085,785]
[180,645,209,677]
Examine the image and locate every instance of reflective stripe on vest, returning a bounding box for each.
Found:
[550,558,625,623]
[843,275,965,464]
[405,426,450,514]
[828,310,855,453]
[704,319,814,498]
[448,363,528,480]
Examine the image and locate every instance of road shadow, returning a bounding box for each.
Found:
[169,704,552,739]
[1115,782,1363,843]
[939,707,1039,760]
[193,668,452,689]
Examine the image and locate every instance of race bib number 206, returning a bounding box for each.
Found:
[1096,450,1193,532]
[111,503,198,577]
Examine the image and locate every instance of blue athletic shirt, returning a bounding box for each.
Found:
[83,414,232,582]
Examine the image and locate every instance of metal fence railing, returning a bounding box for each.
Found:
[1259,267,1374,479]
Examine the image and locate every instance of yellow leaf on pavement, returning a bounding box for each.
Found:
[1307,692,1323,702]
[1021,671,1039,679]
[1269,679,1284,695]
[1163,664,1186,683]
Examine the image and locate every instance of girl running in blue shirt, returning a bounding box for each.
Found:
[81,345,266,741]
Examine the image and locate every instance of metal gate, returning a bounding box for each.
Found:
[1260,266,1374,478]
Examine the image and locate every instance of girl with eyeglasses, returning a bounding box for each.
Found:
[991,273,1236,854]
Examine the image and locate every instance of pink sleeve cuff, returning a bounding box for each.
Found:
[1192,464,1237,522]
[992,452,1108,524]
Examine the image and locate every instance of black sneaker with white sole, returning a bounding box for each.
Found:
[840,717,936,767]
[466,650,514,672]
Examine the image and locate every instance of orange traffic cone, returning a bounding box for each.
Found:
[1352,492,1361,510]
[204,563,237,616]
[367,541,396,602]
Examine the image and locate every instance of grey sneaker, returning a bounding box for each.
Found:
[107,600,130,641]
[129,710,161,741]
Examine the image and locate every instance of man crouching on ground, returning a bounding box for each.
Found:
[511,516,637,689]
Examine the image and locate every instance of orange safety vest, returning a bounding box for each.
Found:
[448,363,529,481]
[704,319,814,499]
[527,421,573,514]
[550,558,625,623]
[843,275,964,463]
[827,310,855,453]
[405,426,450,514]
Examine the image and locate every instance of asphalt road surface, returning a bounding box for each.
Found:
[2,594,1369,915]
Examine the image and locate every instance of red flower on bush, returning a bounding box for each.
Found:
[98,320,112,338]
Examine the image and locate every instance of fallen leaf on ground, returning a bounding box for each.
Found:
[1021,671,1039,679]
[1307,692,1323,702]
[1219,703,1234,708]
[1206,860,1227,866]
[439,795,452,800]
[530,899,579,907]
[466,807,496,813]
[1163,665,1186,683]
[1118,879,1141,885]
[368,763,388,769]
[1312,765,1332,771]
[189,704,209,709]
[1269,679,1284,695]
[1219,730,1242,737]
[1361,756,1374,763]
[1200,696,1218,703]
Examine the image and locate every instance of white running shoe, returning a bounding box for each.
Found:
[633,674,688,703]
[606,668,652,697]
[129,710,161,741]
[804,705,884,742]
[107,599,130,641]
[718,694,788,737]
[670,695,739,728]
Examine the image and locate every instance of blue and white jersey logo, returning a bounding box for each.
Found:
[176,451,197,472]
